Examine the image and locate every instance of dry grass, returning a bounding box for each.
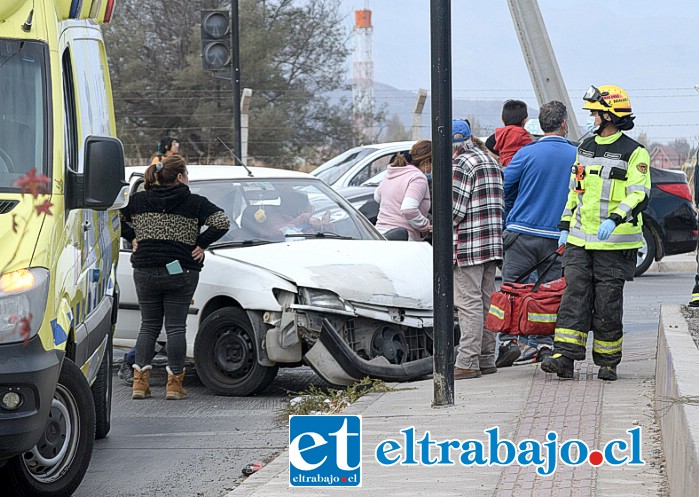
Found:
[282,377,405,418]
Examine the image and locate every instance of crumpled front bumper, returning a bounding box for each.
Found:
[304,318,433,386]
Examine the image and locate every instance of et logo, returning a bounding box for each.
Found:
[288,415,362,487]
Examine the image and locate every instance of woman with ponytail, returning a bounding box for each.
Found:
[119,155,230,400]
[150,136,180,165]
[373,140,432,241]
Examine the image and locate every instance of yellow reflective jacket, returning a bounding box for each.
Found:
[560,132,651,250]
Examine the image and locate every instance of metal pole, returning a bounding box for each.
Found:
[430,0,454,407]
[231,0,242,159]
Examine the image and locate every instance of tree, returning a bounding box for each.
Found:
[634,131,650,148]
[383,114,411,142]
[103,0,365,166]
[671,138,690,162]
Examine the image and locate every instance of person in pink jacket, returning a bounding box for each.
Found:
[374,140,432,240]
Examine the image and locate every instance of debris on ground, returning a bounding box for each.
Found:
[242,461,264,476]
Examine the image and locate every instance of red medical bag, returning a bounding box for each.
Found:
[485,247,566,336]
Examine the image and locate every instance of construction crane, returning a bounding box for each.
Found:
[507,0,581,141]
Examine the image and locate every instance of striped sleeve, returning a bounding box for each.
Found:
[196,197,231,248]
[610,147,651,222]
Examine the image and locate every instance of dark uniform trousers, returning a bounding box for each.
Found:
[552,244,636,367]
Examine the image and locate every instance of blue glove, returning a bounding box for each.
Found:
[558,230,568,247]
[597,219,616,241]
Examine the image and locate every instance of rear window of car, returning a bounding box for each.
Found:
[312,147,376,185]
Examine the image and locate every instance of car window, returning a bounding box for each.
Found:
[312,147,376,185]
[190,178,381,246]
[363,169,387,187]
[348,152,397,187]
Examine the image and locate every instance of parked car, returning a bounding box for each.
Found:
[311,141,415,189]
[639,167,698,275]
[115,166,434,396]
[338,167,699,277]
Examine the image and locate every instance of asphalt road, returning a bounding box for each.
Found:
[74,271,693,497]
[75,363,328,497]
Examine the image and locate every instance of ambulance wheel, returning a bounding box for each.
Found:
[635,226,655,277]
[3,359,95,497]
[194,307,278,396]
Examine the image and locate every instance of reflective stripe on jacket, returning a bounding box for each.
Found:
[560,132,651,250]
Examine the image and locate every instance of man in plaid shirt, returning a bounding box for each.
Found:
[452,119,505,380]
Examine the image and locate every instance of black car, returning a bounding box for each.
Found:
[338,166,699,277]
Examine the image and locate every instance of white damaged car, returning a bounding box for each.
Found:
[115,166,434,395]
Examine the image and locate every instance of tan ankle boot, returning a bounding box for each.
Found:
[132,365,152,399]
[166,366,188,400]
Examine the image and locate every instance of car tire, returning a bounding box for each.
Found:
[92,333,112,440]
[2,359,96,497]
[194,307,278,396]
[635,225,656,277]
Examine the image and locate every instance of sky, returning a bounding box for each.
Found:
[338,0,699,145]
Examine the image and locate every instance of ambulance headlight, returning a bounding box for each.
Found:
[0,268,49,344]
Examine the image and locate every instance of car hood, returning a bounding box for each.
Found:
[211,240,433,309]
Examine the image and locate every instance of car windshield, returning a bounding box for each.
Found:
[0,39,49,190]
[311,147,376,185]
[192,177,382,246]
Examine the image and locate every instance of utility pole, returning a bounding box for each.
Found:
[430,0,454,407]
[412,88,428,141]
[506,0,581,140]
[240,88,252,165]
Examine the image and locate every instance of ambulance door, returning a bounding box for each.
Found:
[59,24,117,367]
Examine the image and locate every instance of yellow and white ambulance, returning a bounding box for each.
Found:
[0,1,127,495]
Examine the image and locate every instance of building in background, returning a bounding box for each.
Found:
[651,145,684,170]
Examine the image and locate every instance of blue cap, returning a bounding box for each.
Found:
[452,119,472,143]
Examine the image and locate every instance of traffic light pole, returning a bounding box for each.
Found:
[231,0,242,160]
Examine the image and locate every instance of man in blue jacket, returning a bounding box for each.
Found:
[496,101,578,367]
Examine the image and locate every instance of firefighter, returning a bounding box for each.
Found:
[540,85,651,382]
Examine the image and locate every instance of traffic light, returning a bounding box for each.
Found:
[201,10,231,71]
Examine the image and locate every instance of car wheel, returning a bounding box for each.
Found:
[635,225,656,277]
[92,333,112,440]
[2,359,96,497]
[194,307,278,396]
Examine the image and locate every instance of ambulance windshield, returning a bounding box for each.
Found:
[0,39,48,190]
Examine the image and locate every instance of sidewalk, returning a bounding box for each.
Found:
[646,252,695,274]
[226,257,694,497]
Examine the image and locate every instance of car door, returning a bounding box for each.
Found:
[346,148,405,187]
[114,174,145,344]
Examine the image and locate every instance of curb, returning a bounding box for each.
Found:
[655,305,699,497]
[647,259,696,274]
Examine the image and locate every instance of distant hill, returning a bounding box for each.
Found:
[330,81,539,140]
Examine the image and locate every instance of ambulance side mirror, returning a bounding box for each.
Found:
[67,136,128,210]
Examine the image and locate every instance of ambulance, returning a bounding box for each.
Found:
[0,1,127,495]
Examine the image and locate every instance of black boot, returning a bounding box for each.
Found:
[598,365,617,381]
[496,340,521,368]
[540,353,574,379]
